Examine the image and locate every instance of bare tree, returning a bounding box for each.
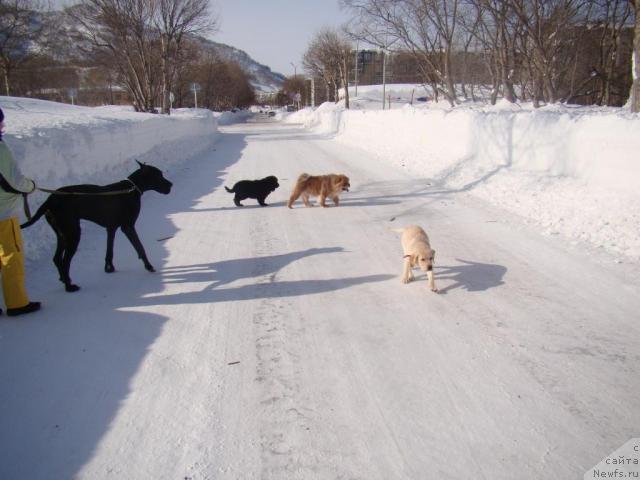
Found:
[466,0,522,104]
[182,48,255,110]
[631,0,640,111]
[326,28,354,108]
[154,0,216,114]
[342,0,463,106]
[70,0,162,112]
[303,35,335,103]
[0,0,47,95]
[560,0,633,105]
[278,75,304,107]
[303,27,353,107]
[507,0,591,105]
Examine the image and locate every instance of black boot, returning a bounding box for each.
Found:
[7,302,41,317]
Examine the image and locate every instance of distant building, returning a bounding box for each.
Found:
[353,50,422,87]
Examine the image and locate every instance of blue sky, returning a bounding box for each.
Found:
[211,0,346,76]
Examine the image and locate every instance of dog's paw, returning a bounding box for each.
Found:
[401,277,411,284]
[105,264,115,273]
[65,284,80,292]
[145,264,156,272]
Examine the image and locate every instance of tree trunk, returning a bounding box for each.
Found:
[431,82,439,102]
[488,56,499,105]
[161,34,170,114]
[443,48,457,106]
[631,0,640,112]
[342,57,350,109]
[501,43,517,103]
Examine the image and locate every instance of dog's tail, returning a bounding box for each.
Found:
[224,186,234,193]
[296,173,310,184]
[287,173,311,209]
[20,198,51,228]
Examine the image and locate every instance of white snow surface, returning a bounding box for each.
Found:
[286,86,640,261]
[0,95,639,480]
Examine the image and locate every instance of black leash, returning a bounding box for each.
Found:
[22,193,31,220]
[1,172,139,222]
[35,186,137,195]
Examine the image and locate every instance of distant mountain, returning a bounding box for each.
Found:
[196,38,286,94]
[43,9,286,94]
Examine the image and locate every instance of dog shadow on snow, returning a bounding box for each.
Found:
[436,259,507,294]
[142,246,393,305]
[191,200,289,212]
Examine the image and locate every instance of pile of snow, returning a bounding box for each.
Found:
[286,102,342,134]
[214,110,252,125]
[0,97,220,259]
[286,87,640,261]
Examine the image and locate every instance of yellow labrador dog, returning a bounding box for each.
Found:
[391,225,437,292]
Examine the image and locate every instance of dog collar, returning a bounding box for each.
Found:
[126,179,142,195]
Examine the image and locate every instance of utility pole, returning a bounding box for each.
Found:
[354,42,359,97]
[382,49,387,110]
[191,83,201,109]
[291,62,300,108]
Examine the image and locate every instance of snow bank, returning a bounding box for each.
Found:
[0,97,219,259]
[292,99,640,261]
[214,110,252,125]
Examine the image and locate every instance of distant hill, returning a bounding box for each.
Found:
[42,9,286,94]
[202,39,286,94]
[45,7,286,94]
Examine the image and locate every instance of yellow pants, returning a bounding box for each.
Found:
[0,217,30,309]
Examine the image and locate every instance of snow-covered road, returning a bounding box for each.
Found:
[1,118,639,480]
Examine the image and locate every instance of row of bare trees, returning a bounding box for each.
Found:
[69,0,213,113]
[183,49,255,110]
[0,0,257,111]
[338,0,639,110]
[0,0,48,96]
[303,27,353,108]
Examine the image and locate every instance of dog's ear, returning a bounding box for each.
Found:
[136,160,147,168]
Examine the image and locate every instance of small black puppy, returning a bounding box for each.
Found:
[225,175,279,207]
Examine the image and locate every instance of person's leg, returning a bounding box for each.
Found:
[0,217,39,316]
[0,217,29,308]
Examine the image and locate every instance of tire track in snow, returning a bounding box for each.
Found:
[246,208,312,478]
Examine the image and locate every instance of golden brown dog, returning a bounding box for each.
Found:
[287,173,350,208]
[391,225,438,292]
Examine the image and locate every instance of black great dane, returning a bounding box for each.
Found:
[22,161,172,292]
